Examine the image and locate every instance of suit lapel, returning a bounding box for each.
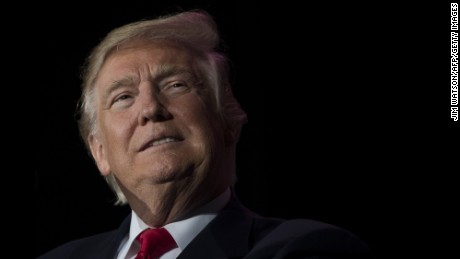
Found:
[72,213,132,259]
[177,194,256,259]
[74,194,255,258]
[103,214,132,258]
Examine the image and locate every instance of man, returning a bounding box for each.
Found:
[38,9,374,259]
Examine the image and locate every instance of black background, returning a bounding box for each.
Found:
[35,2,458,259]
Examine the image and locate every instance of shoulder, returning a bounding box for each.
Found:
[37,213,131,259]
[36,230,118,259]
[248,217,374,258]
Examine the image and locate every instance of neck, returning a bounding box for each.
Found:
[124,179,229,227]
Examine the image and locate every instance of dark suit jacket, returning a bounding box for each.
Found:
[37,195,374,259]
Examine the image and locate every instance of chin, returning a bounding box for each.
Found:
[142,169,179,184]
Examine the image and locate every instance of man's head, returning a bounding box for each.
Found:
[77,10,247,216]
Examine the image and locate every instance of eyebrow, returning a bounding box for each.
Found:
[153,64,197,84]
[100,64,199,102]
[102,76,135,103]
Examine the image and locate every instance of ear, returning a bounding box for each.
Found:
[88,134,111,176]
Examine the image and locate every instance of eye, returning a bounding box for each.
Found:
[111,93,134,108]
[114,94,132,103]
[172,82,186,87]
[170,82,187,88]
[161,81,190,96]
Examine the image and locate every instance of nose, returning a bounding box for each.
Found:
[138,88,172,125]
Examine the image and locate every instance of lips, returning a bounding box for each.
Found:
[139,135,183,152]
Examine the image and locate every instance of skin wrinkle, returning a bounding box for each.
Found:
[39,11,375,258]
[89,41,232,227]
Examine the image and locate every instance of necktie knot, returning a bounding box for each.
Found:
[135,227,177,259]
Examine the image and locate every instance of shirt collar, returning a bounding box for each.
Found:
[126,188,231,252]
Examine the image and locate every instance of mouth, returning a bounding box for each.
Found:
[139,136,183,151]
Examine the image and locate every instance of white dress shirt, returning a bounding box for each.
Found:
[116,188,231,259]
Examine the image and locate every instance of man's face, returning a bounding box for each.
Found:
[89,42,230,201]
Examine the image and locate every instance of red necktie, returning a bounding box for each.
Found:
[135,227,177,259]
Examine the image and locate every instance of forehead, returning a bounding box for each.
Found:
[104,41,196,70]
[93,41,202,90]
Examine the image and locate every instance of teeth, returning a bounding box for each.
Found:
[151,137,177,146]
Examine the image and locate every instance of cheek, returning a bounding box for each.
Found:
[99,113,135,151]
[181,101,219,135]
[181,92,220,126]
[188,111,225,153]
